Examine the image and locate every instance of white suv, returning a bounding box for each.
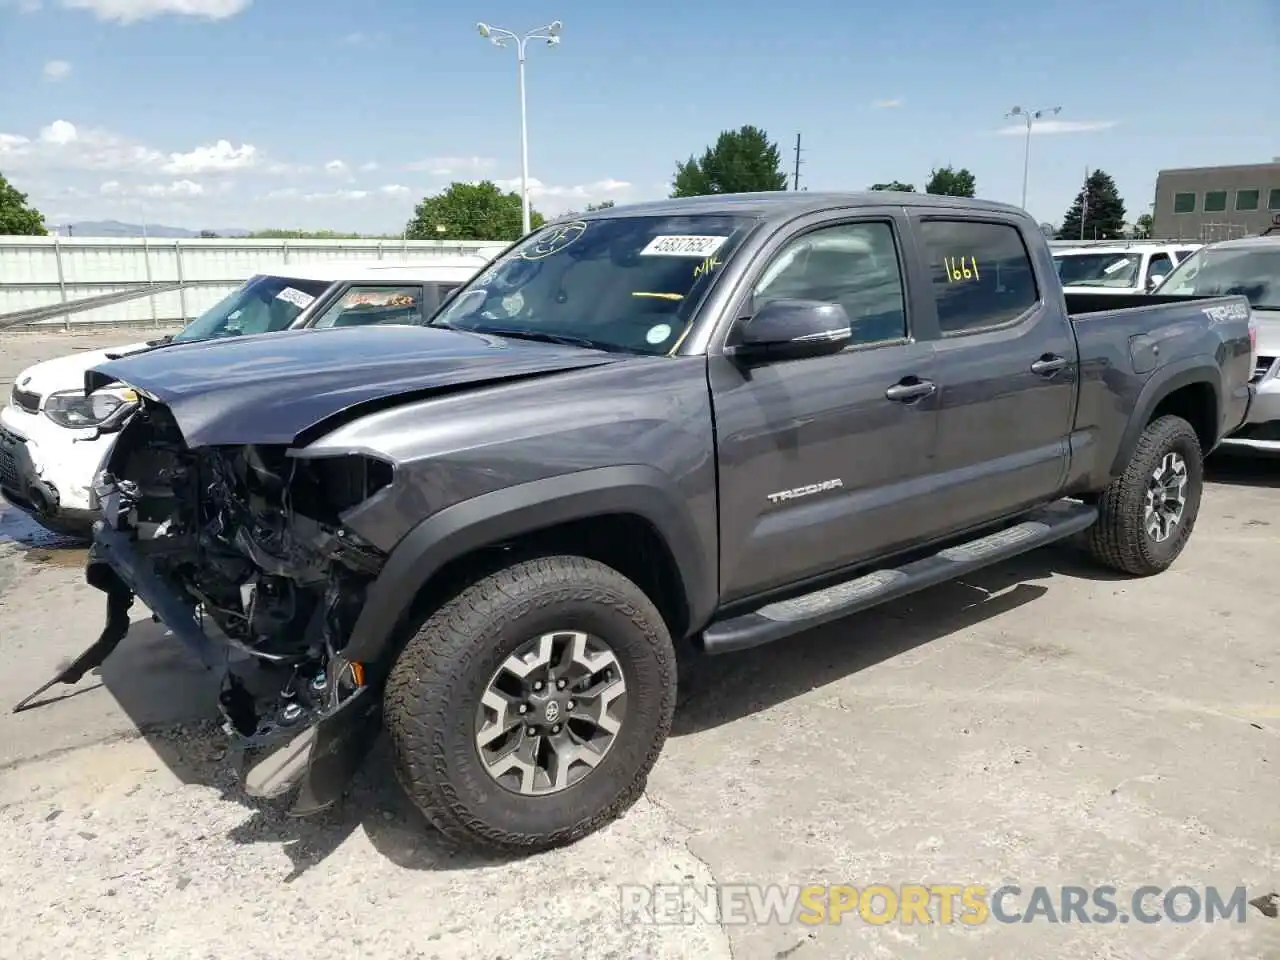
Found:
[1052,242,1201,296]
[1152,234,1280,454]
[0,255,491,538]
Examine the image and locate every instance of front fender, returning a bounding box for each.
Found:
[341,464,716,664]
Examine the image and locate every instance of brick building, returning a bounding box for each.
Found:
[1150,161,1280,241]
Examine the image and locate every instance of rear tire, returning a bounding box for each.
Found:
[1086,414,1204,576]
[383,555,677,854]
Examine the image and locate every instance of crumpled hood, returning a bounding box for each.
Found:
[86,325,623,447]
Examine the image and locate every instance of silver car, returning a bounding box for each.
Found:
[1155,233,1280,454]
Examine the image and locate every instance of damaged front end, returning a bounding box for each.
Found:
[18,395,393,814]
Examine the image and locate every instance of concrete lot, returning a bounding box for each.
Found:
[1,329,1277,960]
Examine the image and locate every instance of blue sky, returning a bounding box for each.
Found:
[1,0,1277,232]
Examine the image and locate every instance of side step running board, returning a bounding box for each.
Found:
[702,500,1098,656]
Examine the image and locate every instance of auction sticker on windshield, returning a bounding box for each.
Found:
[640,235,729,257]
[276,286,317,309]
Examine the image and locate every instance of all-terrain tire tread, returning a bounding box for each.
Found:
[1086,414,1202,576]
[383,555,675,854]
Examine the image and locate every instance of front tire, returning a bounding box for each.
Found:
[1086,414,1204,576]
[383,555,677,854]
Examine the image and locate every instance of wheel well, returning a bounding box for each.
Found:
[1149,381,1217,452]
[402,513,692,643]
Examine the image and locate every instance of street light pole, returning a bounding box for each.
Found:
[477,20,562,236]
[1005,105,1062,210]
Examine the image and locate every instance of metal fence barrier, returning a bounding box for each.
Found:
[0,282,187,331]
[0,236,509,329]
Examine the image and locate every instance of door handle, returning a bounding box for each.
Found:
[885,378,936,402]
[1030,355,1068,376]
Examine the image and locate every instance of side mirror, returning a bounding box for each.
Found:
[728,299,852,363]
[1147,273,1166,291]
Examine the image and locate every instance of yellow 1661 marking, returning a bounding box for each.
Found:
[943,256,980,282]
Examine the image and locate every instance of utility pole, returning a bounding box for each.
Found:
[1080,167,1089,240]
[792,133,803,191]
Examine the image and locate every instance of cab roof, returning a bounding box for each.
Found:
[566,191,1030,223]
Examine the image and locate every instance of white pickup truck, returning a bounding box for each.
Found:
[1052,241,1201,296]
[0,255,491,538]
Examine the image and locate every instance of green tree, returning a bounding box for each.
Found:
[1134,213,1153,238]
[405,181,543,241]
[0,173,47,235]
[869,181,916,192]
[1058,170,1126,240]
[924,166,976,197]
[558,200,616,219]
[670,125,788,197]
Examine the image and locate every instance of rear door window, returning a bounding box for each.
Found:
[310,285,426,329]
[916,220,1040,334]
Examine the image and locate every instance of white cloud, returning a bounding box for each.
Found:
[43,60,72,82]
[263,160,312,176]
[2,120,166,171]
[406,155,496,176]
[2,0,43,11]
[872,98,902,109]
[59,0,252,24]
[492,176,633,213]
[40,120,78,145]
[324,159,347,175]
[359,161,379,173]
[995,119,1119,136]
[162,139,257,174]
[300,189,370,202]
[379,184,411,197]
[99,178,205,198]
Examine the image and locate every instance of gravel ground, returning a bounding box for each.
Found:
[0,328,1277,960]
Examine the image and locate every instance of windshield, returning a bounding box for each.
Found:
[172,274,333,343]
[1155,245,1280,310]
[1053,252,1143,288]
[430,214,757,354]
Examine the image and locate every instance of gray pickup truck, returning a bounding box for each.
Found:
[19,192,1256,854]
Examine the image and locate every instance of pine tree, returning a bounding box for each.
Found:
[1058,171,1127,240]
[671,125,788,197]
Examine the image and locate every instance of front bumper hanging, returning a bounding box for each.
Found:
[11,519,383,815]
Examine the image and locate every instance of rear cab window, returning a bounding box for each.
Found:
[310,285,426,329]
[915,220,1039,333]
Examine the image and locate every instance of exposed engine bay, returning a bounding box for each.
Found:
[53,396,395,803]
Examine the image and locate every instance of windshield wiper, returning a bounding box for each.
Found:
[470,325,618,352]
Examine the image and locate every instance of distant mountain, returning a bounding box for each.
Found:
[49,219,253,239]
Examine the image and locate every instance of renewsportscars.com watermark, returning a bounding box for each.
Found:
[620,883,1260,926]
